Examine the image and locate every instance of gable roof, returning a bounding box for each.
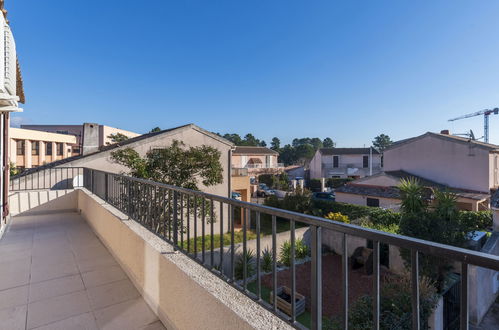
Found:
[319,148,380,155]
[13,124,233,177]
[386,132,499,152]
[336,170,490,201]
[233,146,279,155]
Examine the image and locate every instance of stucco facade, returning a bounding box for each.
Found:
[231,146,282,178]
[10,128,77,169]
[48,124,233,199]
[384,132,499,193]
[310,148,382,179]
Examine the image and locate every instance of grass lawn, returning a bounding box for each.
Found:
[181,230,259,253]
[258,215,308,236]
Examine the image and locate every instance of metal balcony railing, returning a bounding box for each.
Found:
[9,167,499,329]
[242,163,285,169]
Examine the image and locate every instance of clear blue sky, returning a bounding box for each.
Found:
[8,0,499,146]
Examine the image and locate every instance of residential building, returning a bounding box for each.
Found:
[231,146,283,177]
[383,131,499,193]
[21,123,140,155]
[0,1,24,223]
[10,128,78,170]
[335,170,490,211]
[335,131,499,211]
[309,147,382,179]
[20,124,234,205]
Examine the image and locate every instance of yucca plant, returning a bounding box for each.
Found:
[398,177,426,215]
[261,247,273,273]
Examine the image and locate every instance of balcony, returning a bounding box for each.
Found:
[5,167,499,329]
[235,163,285,169]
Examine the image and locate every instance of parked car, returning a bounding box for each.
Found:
[312,192,335,201]
[231,192,242,201]
[257,184,275,197]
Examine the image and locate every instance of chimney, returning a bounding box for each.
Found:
[82,123,100,155]
[440,129,450,135]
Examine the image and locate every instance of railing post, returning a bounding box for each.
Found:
[311,225,322,330]
[460,263,469,330]
[104,173,108,202]
[127,179,131,219]
[173,191,178,249]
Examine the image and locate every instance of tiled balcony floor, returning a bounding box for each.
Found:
[0,212,166,330]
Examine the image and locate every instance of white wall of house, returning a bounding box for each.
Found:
[310,150,382,179]
[384,134,492,192]
[309,150,322,179]
[335,192,401,210]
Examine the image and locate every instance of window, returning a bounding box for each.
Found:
[31,141,40,155]
[16,140,25,155]
[363,155,369,168]
[56,143,64,156]
[366,198,380,207]
[46,142,52,155]
[333,155,339,168]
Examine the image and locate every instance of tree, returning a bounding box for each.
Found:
[259,140,267,147]
[150,127,161,133]
[372,134,393,152]
[107,133,129,144]
[323,137,335,148]
[398,178,470,290]
[242,133,259,146]
[223,133,243,145]
[270,137,280,151]
[110,140,223,190]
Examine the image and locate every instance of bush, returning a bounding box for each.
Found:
[279,239,309,266]
[311,200,401,226]
[458,210,492,231]
[331,273,438,330]
[308,178,322,192]
[325,212,350,223]
[326,177,354,188]
[235,249,255,280]
[261,247,273,273]
[258,174,274,188]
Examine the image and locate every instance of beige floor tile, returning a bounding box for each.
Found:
[29,274,85,303]
[0,285,29,310]
[93,298,159,330]
[30,259,79,283]
[73,243,111,261]
[31,312,98,330]
[31,251,75,268]
[0,247,32,263]
[87,279,139,310]
[77,255,118,273]
[81,265,127,288]
[27,290,91,329]
[0,258,31,291]
[138,320,167,330]
[0,305,27,330]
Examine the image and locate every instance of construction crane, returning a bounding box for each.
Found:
[448,108,499,143]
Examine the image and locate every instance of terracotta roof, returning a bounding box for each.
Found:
[233,146,279,155]
[336,170,490,201]
[319,148,380,155]
[386,132,499,152]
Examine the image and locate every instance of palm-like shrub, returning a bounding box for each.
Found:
[261,247,273,273]
[235,249,255,280]
[279,239,309,267]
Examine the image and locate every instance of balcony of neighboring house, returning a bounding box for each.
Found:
[322,162,382,179]
[3,167,499,329]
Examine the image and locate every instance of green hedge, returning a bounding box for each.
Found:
[326,177,354,188]
[308,179,322,192]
